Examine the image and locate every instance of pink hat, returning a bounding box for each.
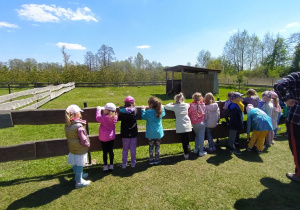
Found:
[124,96,135,103]
[66,104,83,114]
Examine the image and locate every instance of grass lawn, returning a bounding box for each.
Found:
[1,85,300,209]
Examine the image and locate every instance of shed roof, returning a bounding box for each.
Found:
[164,65,221,74]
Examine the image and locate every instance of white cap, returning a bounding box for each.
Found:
[246,104,254,113]
[104,103,116,111]
[66,104,83,114]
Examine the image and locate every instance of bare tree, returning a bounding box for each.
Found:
[196,50,211,68]
[97,44,115,67]
[61,46,70,69]
[84,51,95,71]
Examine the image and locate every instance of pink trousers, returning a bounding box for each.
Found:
[122,137,137,166]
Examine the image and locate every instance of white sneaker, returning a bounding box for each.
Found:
[199,151,207,157]
[103,165,109,171]
[82,173,88,179]
[75,179,91,189]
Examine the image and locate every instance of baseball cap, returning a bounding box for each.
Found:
[66,104,83,114]
[104,103,116,111]
[231,92,244,100]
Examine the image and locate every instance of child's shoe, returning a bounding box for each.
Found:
[103,165,109,171]
[82,173,88,179]
[184,154,189,159]
[246,147,252,151]
[199,151,207,157]
[122,164,126,169]
[230,148,241,155]
[108,164,114,170]
[208,146,216,152]
[154,158,161,165]
[131,163,136,168]
[75,179,91,189]
[187,145,191,151]
[193,149,198,154]
[149,159,155,165]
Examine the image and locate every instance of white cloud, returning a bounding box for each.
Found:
[279,29,286,32]
[228,29,237,34]
[286,22,300,28]
[136,45,151,49]
[16,4,98,22]
[0,21,19,28]
[56,42,86,50]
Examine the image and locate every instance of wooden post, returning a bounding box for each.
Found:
[84,102,92,164]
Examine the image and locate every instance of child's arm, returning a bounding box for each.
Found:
[164,103,174,111]
[141,106,147,120]
[77,127,90,148]
[96,106,104,123]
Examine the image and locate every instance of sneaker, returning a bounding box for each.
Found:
[246,147,252,151]
[75,179,91,189]
[234,142,240,148]
[131,163,136,168]
[286,173,300,184]
[208,147,216,152]
[199,151,207,157]
[257,150,262,154]
[149,159,155,165]
[193,149,198,154]
[230,148,241,155]
[82,173,88,179]
[103,165,109,171]
[271,141,275,145]
[122,164,126,169]
[184,154,189,159]
[187,145,191,151]
[108,164,114,170]
[154,159,161,165]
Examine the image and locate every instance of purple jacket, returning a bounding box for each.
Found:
[96,108,118,142]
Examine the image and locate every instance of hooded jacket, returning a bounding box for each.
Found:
[165,103,192,133]
[205,103,220,128]
[96,108,118,142]
[247,108,273,134]
[118,107,138,138]
[141,108,165,139]
[228,102,244,130]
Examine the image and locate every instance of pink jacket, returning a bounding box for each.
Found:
[188,102,206,125]
[96,108,118,142]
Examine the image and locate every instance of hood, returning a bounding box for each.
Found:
[206,103,219,112]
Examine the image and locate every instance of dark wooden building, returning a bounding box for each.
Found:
[164,65,221,98]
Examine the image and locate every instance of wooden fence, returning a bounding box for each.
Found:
[0,102,285,163]
[0,82,75,110]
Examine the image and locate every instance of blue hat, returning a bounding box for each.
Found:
[231,92,244,100]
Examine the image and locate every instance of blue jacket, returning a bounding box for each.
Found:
[247,108,273,134]
[228,103,244,130]
[141,108,165,139]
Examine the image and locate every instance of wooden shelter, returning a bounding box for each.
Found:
[164,65,221,98]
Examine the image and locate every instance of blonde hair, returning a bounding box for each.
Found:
[148,96,163,118]
[273,97,279,108]
[205,92,215,105]
[106,110,117,119]
[192,92,203,102]
[246,89,258,97]
[65,111,81,126]
[174,92,185,104]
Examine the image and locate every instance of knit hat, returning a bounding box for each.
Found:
[262,91,271,98]
[231,92,244,100]
[104,103,116,111]
[246,104,254,113]
[124,96,135,103]
[66,104,83,114]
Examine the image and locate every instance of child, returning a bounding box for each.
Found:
[65,104,91,189]
[96,103,118,171]
[165,93,192,159]
[246,104,273,154]
[141,97,166,165]
[188,92,207,157]
[243,89,260,108]
[204,92,220,152]
[260,91,274,146]
[227,92,244,154]
[270,91,281,143]
[119,96,138,168]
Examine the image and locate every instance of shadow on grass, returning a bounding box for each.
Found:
[234,177,300,210]
[6,176,73,210]
[206,147,233,166]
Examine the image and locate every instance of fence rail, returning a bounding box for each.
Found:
[0,102,285,163]
[0,82,75,110]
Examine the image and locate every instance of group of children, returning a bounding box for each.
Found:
[64,89,283,188]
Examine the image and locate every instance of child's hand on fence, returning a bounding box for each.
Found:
[141,105,145,110]
[96,106,102,110]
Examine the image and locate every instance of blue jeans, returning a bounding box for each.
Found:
[193,122,206,153]
[72,165,83,183]
[206,128,215,148]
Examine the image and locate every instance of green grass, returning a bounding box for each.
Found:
[1,85,299,209]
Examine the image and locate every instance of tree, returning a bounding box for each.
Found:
[61,46,70,70]
[260,32,275,64]
[196,50,211,68]
[247,34,261,70]
[290,42,300,73]
[97,44,115,67]
[84,51,95,71]
[134,52,144,69]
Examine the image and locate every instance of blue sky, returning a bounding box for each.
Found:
[1,0,300,67]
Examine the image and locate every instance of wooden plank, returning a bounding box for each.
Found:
[0,142,36,162]
[0,112,13,128]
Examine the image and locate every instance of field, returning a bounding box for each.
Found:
[1,85,300,209]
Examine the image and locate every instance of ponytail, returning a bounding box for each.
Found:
[148,96,163,118]
[65,111,72,126]
[174,92,185,104]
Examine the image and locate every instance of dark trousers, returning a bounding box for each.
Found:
[179,132,190,155]
[101,140,114,165]
[287,122,300,177]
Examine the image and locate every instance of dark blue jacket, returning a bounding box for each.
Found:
[228,103,244,130]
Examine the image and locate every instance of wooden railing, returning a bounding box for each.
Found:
[0,102,284,162]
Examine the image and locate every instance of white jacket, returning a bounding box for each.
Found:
[165,103,192,133]
[205,103,220,128]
